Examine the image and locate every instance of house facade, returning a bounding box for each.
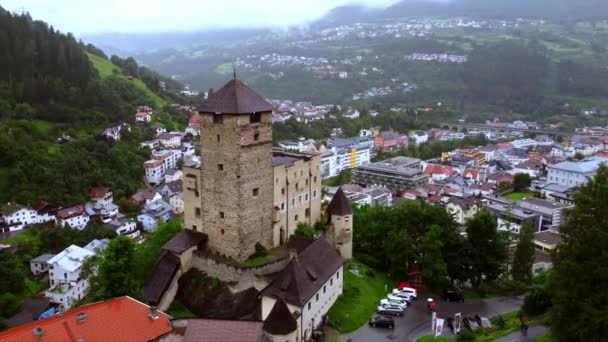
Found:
[45,245,96,310]
[55,205,89,230]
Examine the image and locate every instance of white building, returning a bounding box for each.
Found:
[55,205,89,230]
[135,112,152,122]
[45,245,96,310]
[0,204,38,231]
[510,138,538,149]
[157,133,182,148]
[105,219,140,239]
[279,138,317,153]
[164,169,183,183]
[320,145,371,179]
[89,187,113,210]
[169,193,184,214]
[411,132,428,145]
[144,150,180,185]
[261,237,344,342]
[547,156,608,188]
[30,254,55,276]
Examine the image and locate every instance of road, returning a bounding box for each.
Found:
[340,296,523,342]
[494,324,548,342]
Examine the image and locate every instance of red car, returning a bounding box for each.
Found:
[398,282,418,290]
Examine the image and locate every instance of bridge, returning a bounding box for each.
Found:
[440,123,575,137]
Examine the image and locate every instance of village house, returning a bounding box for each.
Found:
[45,245,96,310]
[445,196,482,225]
[185,113,202,136]
[374,131,408,150]
[135,111,152,122]
[144,159,165,185]
[137,198,173,231]
[30,254,55,276]
[411,131,429,145]
[55,205,89,230]
[157,132,182,148]
[0,204,38,232]
[423,164,458,182]
[104,218,140,239]
[102,123,130,141]
[89,187,113,210]
[33,202,61,225]
[261,236,344,342]
[164,168,183,183]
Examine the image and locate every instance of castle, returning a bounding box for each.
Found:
[182,77,352,261]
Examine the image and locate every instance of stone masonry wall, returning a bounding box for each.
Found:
[192,252,290,286]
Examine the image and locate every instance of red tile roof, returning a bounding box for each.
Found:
[423,164,456,176]
[188,113,201,127]
[463,169,479,180]
[89,187,111,198]
[0,296,172,342]
[135,112,150,117]
[55,205,86,220]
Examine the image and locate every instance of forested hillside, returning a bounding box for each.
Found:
[0,7,186,206]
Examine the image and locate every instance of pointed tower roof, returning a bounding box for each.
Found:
[198,79,273,114]
[263,298,297,335]
[326,187,353,216]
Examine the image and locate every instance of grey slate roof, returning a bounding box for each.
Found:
[263,298,297,335]
[326,188,353,216]
[143,251,181,306]
[31,254,56,263]
[198,79,273,114]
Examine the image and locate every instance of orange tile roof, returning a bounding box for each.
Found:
[0,296,172,342]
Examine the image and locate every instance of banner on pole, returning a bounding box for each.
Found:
[455,312,462,334]
[435,318,445,337]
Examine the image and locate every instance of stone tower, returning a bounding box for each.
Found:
[325,188,353,259]
[197,78,274,261]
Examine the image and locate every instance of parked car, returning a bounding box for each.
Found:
[380,299,407,309]
[369,316,395,329]
[377,305,404,316]
[441,289,464,302]
[393,287,418,299]
[387,294,411,303]
[397,282,418,291]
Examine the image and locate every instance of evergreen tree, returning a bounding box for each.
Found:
[88,236,136,300]
[549,165,608,340]
[513,173,532,192]
[420,225,448,286]
[511,222,535,283]
[465,210,507,288]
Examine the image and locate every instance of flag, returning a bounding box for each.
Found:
[455,312,462,334]
[432,311,437,332]
[435,318,445,337]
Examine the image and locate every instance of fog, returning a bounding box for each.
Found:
[2,0,412,34]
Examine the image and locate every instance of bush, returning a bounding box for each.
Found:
[254,242,268,258]
[490,314,506,329]
[0,293,20,317]
[523,285,551,316]
[365,269,376,278]
[457,329,476,341]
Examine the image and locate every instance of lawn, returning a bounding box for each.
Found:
[240,255,267,266]
[86,52,168,109]
[326,260,393,333]
[417,336,454,342]
[214,63,234,75]
[532,332,553,342]
[504,191,537,200]
[166,299,197,319]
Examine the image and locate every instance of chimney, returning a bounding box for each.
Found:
[33,326,43,338]
[289,249,298,261]
[149,306,159,320]
[76,312,87,322]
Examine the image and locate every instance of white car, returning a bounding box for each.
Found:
[387,294,411,303]
[393,287,418,299]
[380,299,407,309]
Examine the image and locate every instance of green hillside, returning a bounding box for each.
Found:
[86,52,168,108]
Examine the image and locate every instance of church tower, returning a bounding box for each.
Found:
[325,188,353,259]
[197,78,274,261]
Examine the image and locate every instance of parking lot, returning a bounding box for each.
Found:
[339,295,523,342]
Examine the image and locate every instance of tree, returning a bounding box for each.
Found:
[513,173,532,192]
[549,165,608,340]
[465,210,507,288]
[420,225,448,287]
[511,222,535,283]
[295,223,316,238]
[88,236,136,300]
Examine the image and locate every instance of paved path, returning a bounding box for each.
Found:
[494,324,549,342]
[340,296,523,342]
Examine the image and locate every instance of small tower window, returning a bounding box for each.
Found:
[250,112,261,123]
[213,114,223,124]
[253,188,259,197]
[217,134,220,142]
[254,132,260,141]
[220,211,225,219]
[218,164,224,171]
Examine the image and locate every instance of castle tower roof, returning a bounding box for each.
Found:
[326,187,353,216]
[198,79,273,114]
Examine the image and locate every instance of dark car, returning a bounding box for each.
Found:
[441,289,464,302]
[369,316,395,329]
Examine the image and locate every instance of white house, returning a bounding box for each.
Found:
[89,187,113,210]
[261,237,344,342]
[135,112,152,122]
[45,245,96,310]
[105,219,140,239]
[411,132,428,145]
[30,254,55,276]
[137,199,174,231]
[169,193,184,214]
[139,140,160,150]
[157,133,182,148]
[0,204,38,231]
[547,156,608,188]
[55,205,89,230]
[144,160,164,185]
[164,169,183,183]
[153,125,167,136]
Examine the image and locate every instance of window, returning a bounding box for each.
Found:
[337,271,340,279]
[254,133,260,141]
[308,302,311,310]
[316,293,319,302]
[323,285,326,294]
[301,170,304,176]
[195,208,201,217]
[314,176,317,182]
[218,164,224,171]
[217,134,220,142]
[253,188,259,197]
[306,179,309,185]
[295,215,299,221]
[221,229,225,235]
[281,188,285,195]
[250,112,261,123]
[313,190,317,198]
[213,115,223,124]
[330,278,333,286]
[220,212,225,219]
[305,208,310,217]
[281,203,285,210]
[295,183,299,190]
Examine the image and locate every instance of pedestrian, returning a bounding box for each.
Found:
[520,322,525,334]
[523,323,529,336]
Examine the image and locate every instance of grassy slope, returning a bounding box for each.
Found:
[86,53,168,109]
[327,260,393,333]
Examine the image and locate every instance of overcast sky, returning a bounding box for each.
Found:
[2,0,403,35]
